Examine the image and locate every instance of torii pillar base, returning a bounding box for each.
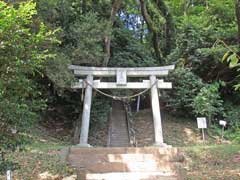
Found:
[152,142,172,148]
[76,144,92,148]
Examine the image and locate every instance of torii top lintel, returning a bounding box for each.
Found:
[68,65,175,77]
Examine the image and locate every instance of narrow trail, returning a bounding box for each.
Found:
[108,100,130,147]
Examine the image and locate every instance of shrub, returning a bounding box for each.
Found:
[0,1,57,153]
[224,105,240,131]
[166,68,204,116]
[225,130,240,143]
[191,83,224,125]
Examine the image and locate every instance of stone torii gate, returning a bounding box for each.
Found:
[69,65,175,147]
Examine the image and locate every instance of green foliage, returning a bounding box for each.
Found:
[167,23,209,67]
[191,83,224,123]
[192,46,233,77]
[167,0,237,77]
[167,68,204,116]
[223,104,240,143]
[225,130,240,143]
[45,53,74,88]
[0,1,57,152]
[68,12,111,66]
[110,28,157,67]
[221,51,240,90]
[90,96,111,127]
[224,105,240,131]
[1,0,237,148]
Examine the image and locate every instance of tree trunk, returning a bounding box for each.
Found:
[103,36,111,66]
[92,0,98,11]
[236,0,240,47]
[205,0,209,9]
[103,0,123,66]
[139,0,164,63]
[184,0,191,16]
[153,0,175,56]
[82,0,87,14]
[152,32,163,61]
[140,16,145,43]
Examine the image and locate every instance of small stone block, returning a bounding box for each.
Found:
[76,144,92,148]
[116,69,127,86]
[152,143,172,148]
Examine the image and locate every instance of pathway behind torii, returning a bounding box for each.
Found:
[108,100,130,147]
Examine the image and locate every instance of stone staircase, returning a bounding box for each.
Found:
[108,101,130,147]
[67,147,180,180]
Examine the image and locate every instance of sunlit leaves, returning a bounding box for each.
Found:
[221,51,240,68]
[221,49,240,91]
[0,0,58,151]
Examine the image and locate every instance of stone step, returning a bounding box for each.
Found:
[111,129,128,132]
[109,143,130,147]
[68,157,174,173]
[67,147,180,179]
[107,153,159,162]
[68,154,173,165]
[108,100,129,147]
[109,139,129,141]
[110,135,129,138]
[109,139,129,142]
[69,162,174,173]
[68,153,169,163]
[85,172,178,180]
[69,147,178,156]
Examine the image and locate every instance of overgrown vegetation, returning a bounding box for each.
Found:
[0,0,58,153]
[1,0,240,177]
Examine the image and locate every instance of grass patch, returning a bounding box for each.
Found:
[181,144,240,179]
[0,128,74,180]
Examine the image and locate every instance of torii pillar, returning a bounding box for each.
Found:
[79,75,93,147]
[150,75,164,146]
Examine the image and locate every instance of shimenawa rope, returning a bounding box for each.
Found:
[82,79,158,100]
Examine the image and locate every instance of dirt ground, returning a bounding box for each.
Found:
[134,109,204,147]
[38,106,205,147]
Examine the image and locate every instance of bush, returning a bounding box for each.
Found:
[0,1,57,153]
[166,68,204,116]
[224,105,240,130]
[191,83,224,125]
[225,130,240,143]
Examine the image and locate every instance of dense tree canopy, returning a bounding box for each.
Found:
[1,0,240,154]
